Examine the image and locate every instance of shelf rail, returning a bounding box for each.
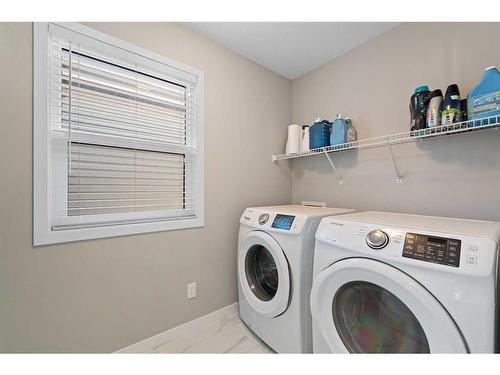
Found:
[272,115,500,162]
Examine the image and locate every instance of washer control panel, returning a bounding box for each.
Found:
[402,233,461,267]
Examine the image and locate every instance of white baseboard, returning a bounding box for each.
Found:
[115,302,239,353]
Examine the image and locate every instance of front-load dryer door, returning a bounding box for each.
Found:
[238,231,290,318]
[310,258,467,353]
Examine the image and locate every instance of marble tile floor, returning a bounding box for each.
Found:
[117,303,275,354]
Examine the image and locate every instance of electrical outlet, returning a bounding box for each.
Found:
[187,282,196,299]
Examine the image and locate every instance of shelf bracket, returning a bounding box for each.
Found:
[322,149,343,184]
[387,143,402,183]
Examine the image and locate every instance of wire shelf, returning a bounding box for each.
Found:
[272,115,500,162]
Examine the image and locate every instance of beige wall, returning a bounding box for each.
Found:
[0,22,291,352]
[291,23,500,221]
[2,21,500,353]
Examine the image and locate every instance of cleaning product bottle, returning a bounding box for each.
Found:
[309,118,331,149]
[426,89,443,128]
[410,85,431,131]
[345,118,357,142]
[330,114,357,145]
[330,114,347,146]
[300,125,310,152]
[461,99,468,126]
[441,84,462,126]
[467,66,500,124]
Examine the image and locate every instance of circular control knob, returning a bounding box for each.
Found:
[258,213,269,225]
[366,230,389,249]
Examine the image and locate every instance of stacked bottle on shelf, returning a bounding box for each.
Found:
[409,66,500,132]
[303,115,357,151]
[410,84,465,132]
[284,115,358,154]
[284,67,500,155]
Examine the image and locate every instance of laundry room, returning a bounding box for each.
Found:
[1,1,500,374]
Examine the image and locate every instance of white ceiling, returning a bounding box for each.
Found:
[182,22,399,79]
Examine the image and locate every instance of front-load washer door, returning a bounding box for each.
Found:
[310,258,467,353]
[238,231,290,318]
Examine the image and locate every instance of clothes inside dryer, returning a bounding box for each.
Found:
[332,281,430,353]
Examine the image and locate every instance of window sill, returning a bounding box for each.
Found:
[33,216,204,246]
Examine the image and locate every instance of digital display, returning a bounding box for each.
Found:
[427,236,447,246]
[402,233,461,267]
[271,214,295,230]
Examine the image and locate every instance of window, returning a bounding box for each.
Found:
[34,23,204,245]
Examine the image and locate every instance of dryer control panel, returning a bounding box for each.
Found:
[241,209,306,234]
[271,214,295,230]
[403,233,461,267]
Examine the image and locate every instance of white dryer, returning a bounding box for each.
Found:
[310,211,500,353]
[238,205,354,353]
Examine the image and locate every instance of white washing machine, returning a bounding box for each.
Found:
[238,205,354,353]
[310,211,500,353]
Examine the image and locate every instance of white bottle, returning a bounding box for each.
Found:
[285,124,301,154]
[426,89,443,128]
[301,125,310,152]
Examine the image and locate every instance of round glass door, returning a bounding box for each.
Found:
[238,231,290,318]
[245,245,279,301]
[310,258,467,353]
[332,281,430,353]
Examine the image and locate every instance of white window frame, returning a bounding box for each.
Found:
[33,22,204,246]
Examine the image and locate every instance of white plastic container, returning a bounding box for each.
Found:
[301,126,310,152]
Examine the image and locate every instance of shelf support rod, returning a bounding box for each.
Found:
[322,149,343,184]
[387,143,402,183]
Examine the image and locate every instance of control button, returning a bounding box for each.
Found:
[447,252,459,265]
[467,244,478,251]
[466,255,477,266]
[366,230,389,250]
[258,213,269,225]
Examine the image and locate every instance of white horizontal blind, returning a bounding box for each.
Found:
[68,143,188,216]
[49,34,197,230]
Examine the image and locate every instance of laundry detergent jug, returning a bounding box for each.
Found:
[309,118,331,149]
[330,114,356,145]
[468,66,500,123]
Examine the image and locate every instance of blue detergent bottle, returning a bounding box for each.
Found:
[330,114,357,145]
[468,66,500,124]
[309,118,331,149]
[330,114,347,146]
